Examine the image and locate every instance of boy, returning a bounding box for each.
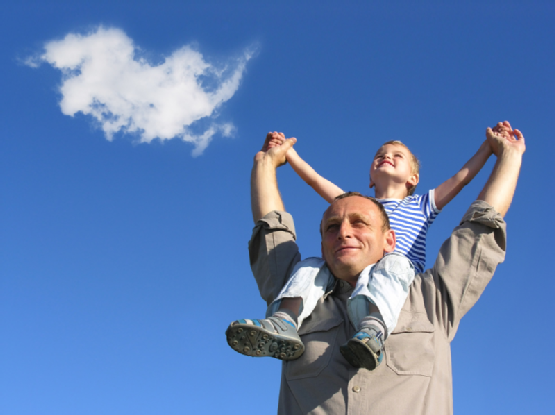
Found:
[227,123,505,370]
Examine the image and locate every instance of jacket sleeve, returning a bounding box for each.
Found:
[249,210,302,306]
[430,200,507,340]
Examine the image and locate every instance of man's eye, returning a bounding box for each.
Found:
[326,224,339,231]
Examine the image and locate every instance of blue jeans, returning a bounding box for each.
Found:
[266,253,415,336]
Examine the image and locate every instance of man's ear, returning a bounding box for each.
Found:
[383,229,396,253]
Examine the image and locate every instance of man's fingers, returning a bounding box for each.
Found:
[487,121,525,155]
[263,131,282,151]
[261,131,297,162]
[513,129,524,141]
[514,130,526,153]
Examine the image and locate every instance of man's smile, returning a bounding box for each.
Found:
[334,245,360,254]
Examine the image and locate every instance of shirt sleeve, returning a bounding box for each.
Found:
[248,210,302,306]
[428,200,506,340]
[422,189,441,224]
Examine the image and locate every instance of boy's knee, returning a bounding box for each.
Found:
[376,253,415,284]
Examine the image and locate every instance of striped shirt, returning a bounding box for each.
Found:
[378,190,440,273]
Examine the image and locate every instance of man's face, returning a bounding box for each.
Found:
[321,196,395,285]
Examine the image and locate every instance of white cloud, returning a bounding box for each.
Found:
[28,26,255,156]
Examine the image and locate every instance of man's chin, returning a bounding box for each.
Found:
[328,261,365,281]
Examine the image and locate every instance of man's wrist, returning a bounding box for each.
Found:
[254,151,265,162]
[254,152,283,172]
[498,147,525,161]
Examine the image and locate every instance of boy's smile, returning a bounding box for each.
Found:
[377,158,394,168]
[370,143,418,194]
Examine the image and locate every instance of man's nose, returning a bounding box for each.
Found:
[337,222,352,239]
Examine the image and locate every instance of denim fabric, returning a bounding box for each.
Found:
[266,257,335,326]
[349,253,415,335]
[267,253,414,336]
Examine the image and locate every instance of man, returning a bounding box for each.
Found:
[246,123,525,414]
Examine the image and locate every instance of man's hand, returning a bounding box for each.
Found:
[255,131,297,168]
[486,121,526,157]
[261,131,286,151]
[250,132,297,223]
[479,121,526,216]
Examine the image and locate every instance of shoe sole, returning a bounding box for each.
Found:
[340,339,379,371]
[225,324,304,361]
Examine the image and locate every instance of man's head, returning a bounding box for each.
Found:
[369,141,420,196]
[320,192,396,285]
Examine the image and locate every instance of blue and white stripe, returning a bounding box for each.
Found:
[378,189,440,273]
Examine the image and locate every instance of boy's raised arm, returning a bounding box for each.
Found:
[286,147,344,204]
[433,137,494,211]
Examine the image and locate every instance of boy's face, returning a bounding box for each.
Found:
[369,143,418,192]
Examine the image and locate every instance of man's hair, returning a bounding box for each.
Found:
[378,140,420,196]
[320,192,391,236]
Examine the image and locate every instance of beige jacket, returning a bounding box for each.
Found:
[249,201,506,415]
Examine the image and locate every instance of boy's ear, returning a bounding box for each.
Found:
[383,229,396,253]
[407,173,419,187]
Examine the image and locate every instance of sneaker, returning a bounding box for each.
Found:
[225,317,304,360]
[340,327,384,371]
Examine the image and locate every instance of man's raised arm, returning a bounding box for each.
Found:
[478,121,526,216]
[251,132,297,223]
[432,121,525,339]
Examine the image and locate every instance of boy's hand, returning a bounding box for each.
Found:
[261,131,286,152]
[486,121,526,157]
[256,131,297,168]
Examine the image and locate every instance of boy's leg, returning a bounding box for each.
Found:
[341,253,415,371]
[225,257,332,361]
[273,297,302,328]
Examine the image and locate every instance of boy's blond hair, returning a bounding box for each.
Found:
[377,140,420,196]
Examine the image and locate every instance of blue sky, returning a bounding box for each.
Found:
[1,1,554,414]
